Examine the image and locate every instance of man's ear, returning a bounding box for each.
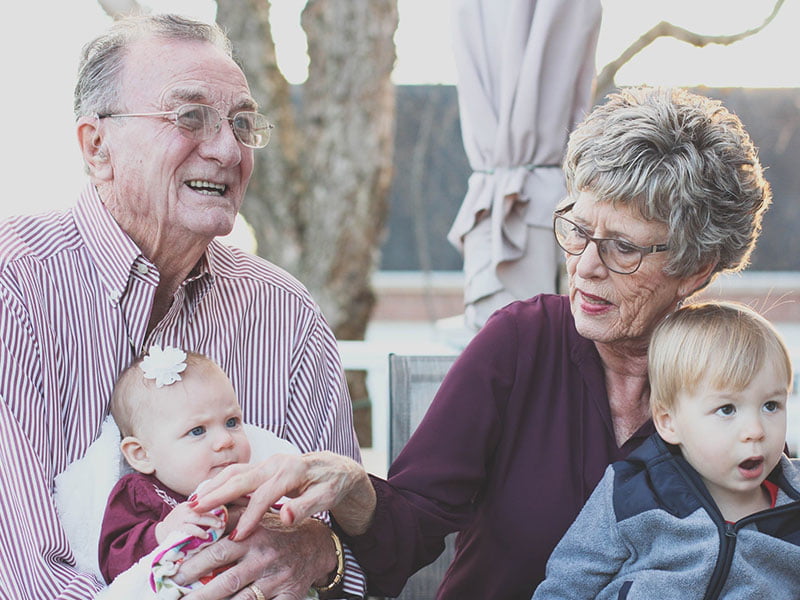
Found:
[76,117,113,182]
[653,408,681,445]
[120,436,155,474]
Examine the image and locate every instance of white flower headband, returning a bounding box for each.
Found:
[140,344,187,388]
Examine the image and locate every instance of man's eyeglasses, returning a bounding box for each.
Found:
[97,103,273,149]
[552,204,669,275]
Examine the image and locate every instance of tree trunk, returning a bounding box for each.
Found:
[215,1,398,447]
[216,0,398,342]
[215,0,307,281]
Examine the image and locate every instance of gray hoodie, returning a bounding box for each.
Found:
[532,434,800,600]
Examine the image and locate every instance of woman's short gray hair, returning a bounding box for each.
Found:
[564,86,771,284]
[74,13,233,119]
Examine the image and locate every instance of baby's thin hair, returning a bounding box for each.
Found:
[110,351,221,437]
[649,301,793,416]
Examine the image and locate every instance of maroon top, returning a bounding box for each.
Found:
[98,472,186,583]
[342,294,655,599]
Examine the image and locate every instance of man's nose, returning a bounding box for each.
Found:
[199,119,243,166]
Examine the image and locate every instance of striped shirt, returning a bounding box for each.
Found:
[0,185,365,598]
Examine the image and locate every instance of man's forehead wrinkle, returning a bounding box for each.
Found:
[162,87,213,109]
[164,87,258,113]
[168,88,206,102]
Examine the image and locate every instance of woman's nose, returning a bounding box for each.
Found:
[574,239,608,278]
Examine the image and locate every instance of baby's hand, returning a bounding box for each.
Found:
[155,501,226,544]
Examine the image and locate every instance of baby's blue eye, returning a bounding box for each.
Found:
[225,417,239,428]
[189,426,206,437]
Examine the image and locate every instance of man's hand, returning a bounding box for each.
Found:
[178,513,336,600]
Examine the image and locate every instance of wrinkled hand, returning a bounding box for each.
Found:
[190,451,376,539]
[177,513,334,600]
[156,501,226,544]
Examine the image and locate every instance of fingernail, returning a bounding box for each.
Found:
[188,500,199,508]
[229,529,238,541]
[188,493,197,503]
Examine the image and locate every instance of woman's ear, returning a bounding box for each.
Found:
[677,261,717,299]
[120,436,155,474]
[653,408,681,445]
[76,116,113,182]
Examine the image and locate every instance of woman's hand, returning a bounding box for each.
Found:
[190,451,377,539]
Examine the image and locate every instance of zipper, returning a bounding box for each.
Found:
[703,522,736,599]
[653,439,800,599]
[665,452,733,600]
[704,501,800,598]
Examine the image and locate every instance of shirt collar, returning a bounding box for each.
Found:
[189,248,214,282]
[74,184,142,303]
[74,184,217,299]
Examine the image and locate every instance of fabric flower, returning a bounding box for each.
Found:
[140,345,187,388]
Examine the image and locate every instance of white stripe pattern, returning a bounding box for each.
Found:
[0,185,365,598]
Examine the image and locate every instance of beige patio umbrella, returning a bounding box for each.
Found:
[448,0,602,329]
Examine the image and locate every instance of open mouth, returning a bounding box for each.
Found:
[740,458,763,470]
[186,180,227,196]
[738,457,765,479]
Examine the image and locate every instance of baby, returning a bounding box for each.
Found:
[98,345,251,584]
[533,301,800,599]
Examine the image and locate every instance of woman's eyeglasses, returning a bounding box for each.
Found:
[553,204,669,275]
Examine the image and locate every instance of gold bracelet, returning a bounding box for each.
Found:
[312,529,345,592]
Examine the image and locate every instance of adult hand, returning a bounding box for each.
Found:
[178,514,334,600]
[190,451,376,538]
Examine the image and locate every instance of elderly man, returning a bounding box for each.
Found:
[0,14,363,600]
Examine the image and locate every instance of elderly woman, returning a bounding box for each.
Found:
[182,87,772,599]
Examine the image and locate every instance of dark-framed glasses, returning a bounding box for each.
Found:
[97,103,273,148]
[552,204,669,275]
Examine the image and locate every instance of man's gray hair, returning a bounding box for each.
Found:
[74,13,233,119]
[564,86,771,285]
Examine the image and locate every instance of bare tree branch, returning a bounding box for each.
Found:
[595,0,786,101]
[97,0,144,19]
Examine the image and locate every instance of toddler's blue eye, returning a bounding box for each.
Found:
[189,426,205,437]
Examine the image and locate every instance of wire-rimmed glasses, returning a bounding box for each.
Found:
[97,103,273,149]
[553,204,669,275]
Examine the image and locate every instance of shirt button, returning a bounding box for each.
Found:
[137,263,149,275]
[108,290,121,304]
